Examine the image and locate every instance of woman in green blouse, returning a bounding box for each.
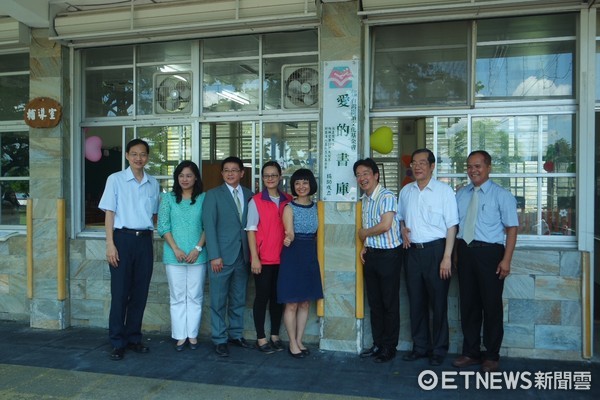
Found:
[158,160,206,351]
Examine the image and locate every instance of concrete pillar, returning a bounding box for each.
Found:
[319,0,365,352]
[28,28,70,329]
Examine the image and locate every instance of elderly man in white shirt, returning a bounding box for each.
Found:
[398,148,458,367]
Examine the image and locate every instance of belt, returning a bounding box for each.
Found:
[115,228,153,237]
[409,238,445,249]
[462,239,499,248]
[365,246,398,253]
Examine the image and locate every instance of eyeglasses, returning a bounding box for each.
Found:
[409,161,429,168]
[262,174,280,180]
[222,169,241,174]
[355,172,372,179]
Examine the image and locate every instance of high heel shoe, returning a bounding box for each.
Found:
[188,339,198,350]
[300,347,310,356]
[288,347,305,359]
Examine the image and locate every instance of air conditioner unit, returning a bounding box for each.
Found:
[153,72,192,114]
[281,64,319,110]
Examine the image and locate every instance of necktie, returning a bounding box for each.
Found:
[233,188,242,221]
[463,186,480,244]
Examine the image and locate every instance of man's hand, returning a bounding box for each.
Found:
[401,227,412,249]
[496,259,510,279]
[106,242,119,268]
[439,255,452,280]
[211,257,224,273]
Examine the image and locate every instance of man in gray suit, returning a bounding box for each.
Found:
[203,156,253,357]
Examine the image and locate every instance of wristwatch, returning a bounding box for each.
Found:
[194,245,202,252]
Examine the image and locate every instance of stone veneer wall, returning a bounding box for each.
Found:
[68,237,322,344]
[0,228,585,359]
[0,235,29,321]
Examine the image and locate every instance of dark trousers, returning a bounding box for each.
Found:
[364,247,402,351]
[109,230,154,349]
[457,240,505,361]
[405,241,450,356]
[253,264,283,339]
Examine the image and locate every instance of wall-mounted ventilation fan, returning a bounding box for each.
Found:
[281,64,319,109]
[153,72,192,114]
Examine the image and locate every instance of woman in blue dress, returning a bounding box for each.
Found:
[278,168,323,358]
[157,160,206,351]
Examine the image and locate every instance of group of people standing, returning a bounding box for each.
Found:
[99,139,323,361]
[98,138,518,372]
[356,148,518,373]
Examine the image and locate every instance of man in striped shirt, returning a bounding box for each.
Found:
[354,158,403,363]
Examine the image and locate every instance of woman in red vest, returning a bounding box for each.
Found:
[246,161,292,353]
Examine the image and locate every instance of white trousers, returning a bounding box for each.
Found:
[165,263,207,340]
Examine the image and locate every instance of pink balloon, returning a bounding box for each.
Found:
[85,136,103,162]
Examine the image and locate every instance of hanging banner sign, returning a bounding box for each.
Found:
[322,60,359,201]
[23,97,62,128]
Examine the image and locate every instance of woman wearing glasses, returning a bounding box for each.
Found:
[246,161,292,353]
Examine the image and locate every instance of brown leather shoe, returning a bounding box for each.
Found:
[452,355,482,368]
[481,359,499,372]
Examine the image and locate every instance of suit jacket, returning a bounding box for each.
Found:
[202,182,253,266]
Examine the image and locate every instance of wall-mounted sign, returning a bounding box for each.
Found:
[23,97,62,128]
[322,60,360,201]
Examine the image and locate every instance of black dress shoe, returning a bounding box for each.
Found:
[269,339,284,352]
[402,350,427,361]
[215,343,229,357]
[175,340,186,352]
[288,347,305,359]
[429,354,444,366]
[127,343,150,353]
[188,341,198,350]
[109,347,125,361]
[360,345,381,358]
[374,348,396,363]
[255,342,275,354]
[228,337,251,348]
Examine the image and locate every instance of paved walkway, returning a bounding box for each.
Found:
[0,321,597,399]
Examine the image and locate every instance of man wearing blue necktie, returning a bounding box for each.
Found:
[453,150,518,373]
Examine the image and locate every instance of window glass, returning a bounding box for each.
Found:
[476,42,574,99]
[263,30,318,54]
[471,116,538,174]
[137,41,191,63]
[85,69,134,117]
[84,125,191,227]
[203,35,259,59]
[83,46,133,67]
[0,52,29,121]
[262,121,318,191]
[0,131,29,226]
[369,118,400,193]
[137,65,192,115]
[203,61,259,112]
[477,14,576,42]
[436,116,468,175]
[476,15,575,100]
[200,121,254,191]
[263,56,318,110]
[372,21,469,108]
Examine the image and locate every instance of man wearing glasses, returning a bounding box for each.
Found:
[355,158,403,363]
[203,156,253,357]
[398,148,458,367]
[99,138,160,361]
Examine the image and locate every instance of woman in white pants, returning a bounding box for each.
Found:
[158,160,207,351]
